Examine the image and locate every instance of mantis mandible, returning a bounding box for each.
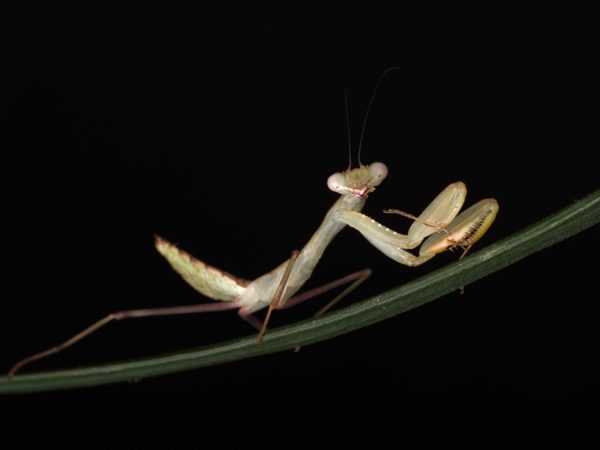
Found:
[7,68,498,378]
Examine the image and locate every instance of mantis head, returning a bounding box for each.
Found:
[327,162,388,199]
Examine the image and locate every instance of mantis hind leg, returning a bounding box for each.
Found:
[6,301,240,379]
[278,268,372,315]
[239,311,265,332]
[284,268,372,352]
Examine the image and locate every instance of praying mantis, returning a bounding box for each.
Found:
[7,68,498,378]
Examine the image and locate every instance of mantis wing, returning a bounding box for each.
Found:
[155,236,249,301]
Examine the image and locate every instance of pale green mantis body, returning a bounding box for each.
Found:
[8,161,497,377]
[7,71,499,378]
[155,170,497,341]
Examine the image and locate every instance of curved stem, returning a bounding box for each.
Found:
[1,189,599,394]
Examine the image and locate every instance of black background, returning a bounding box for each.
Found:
[2,4,599,449]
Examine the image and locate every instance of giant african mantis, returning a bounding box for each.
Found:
[7,68,498,378]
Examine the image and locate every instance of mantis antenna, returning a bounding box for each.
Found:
[356,66,402,166]
[344,88,353,170]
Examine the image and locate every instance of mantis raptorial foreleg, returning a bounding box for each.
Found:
[417,198,499,259]
[336,182,498,266]
[336,182,466,266]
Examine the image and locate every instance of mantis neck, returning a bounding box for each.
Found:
[298,194,366,273]
[238,193,367,312]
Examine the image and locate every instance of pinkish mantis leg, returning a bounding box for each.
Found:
[250,266,371,347]
[8,267,372,376]
[277,268,372,314]
[7,301,239,379]
[239,311,265,332]
[250,267,372,345]
[278,268,372,352]
[256,250,301,344]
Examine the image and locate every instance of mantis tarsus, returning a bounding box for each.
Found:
[7,69,499,378]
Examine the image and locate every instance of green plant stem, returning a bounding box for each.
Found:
[2,189,600,394]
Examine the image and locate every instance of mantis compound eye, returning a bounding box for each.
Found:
[327,172,346,192]
[368,162,388,183]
